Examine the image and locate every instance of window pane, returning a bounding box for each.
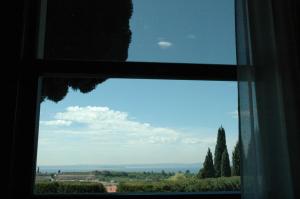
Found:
[37,0,236,64]
[34,78,240,194]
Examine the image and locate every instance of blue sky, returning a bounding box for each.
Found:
[128,0,236,64]
[37,0,237,166]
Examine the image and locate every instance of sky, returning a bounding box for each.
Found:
[128,0,236,64]
[36,0,237,166]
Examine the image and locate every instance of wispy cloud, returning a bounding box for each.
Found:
[40,120,72,126]
[158,41,173,49]
[182,137,215,145]
[229,110,239,119]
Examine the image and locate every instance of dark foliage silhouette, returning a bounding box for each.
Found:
[221,148,231,177]
[198,148,215,178]
[42,0,133,102]
[232,140,240,176]
[214,126,228,177]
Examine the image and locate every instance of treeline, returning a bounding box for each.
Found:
[94,170,176,177]
[35,182,106,194]
[94,170,175,182]
[118,176,240,192]
[198,126,240,179]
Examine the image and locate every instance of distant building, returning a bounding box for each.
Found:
[105,185,117,193]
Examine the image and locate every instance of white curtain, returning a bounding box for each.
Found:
[236,0,296,198]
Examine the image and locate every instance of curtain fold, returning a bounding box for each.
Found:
[236,1,263,198]
[236,0,295,198]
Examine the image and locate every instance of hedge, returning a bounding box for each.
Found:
[35,177,240,193]
[118,176,240,193]
[35,182,106,194]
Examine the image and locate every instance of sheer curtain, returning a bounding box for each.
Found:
[236,0,297,198]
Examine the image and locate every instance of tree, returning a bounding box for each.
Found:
[221,148,231,177]
[185,170,190,175]
[41,0,133,103]
[198,148,215,178]
[169,173,186,181]
[232,140,241,176]
[214,126,227,177]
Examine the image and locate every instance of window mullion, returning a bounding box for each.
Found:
[30,60,238,81]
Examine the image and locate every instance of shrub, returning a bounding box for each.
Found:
[118,176,240,193]
[35,182,60,193]
[35,182,106,194]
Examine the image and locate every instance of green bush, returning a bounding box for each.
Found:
[118,176,240,193]
[35,182,60,193]
[35,182,106,194]
[187,176,240,192]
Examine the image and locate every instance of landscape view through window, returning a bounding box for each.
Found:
[35,79,240,194]
[34,0,239,194]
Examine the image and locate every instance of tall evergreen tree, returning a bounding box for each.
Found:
[198,148,215,178]
[214,126,227,177]
[221,148,231,177]
[232,140,241,176]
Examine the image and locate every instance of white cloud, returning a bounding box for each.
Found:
[40,120,72,126]
[229,110,251,120]
[229,110,239,119]
[40,106,216,146]
[158,41,173,49]
[38,106,221,165]
[182,137,215,145]
[182,137,202,144]
[44,106,182,145]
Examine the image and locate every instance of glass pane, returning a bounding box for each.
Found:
[34,78,240,194]
[37,0,236,64]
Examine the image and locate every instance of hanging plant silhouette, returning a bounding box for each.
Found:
[41,0,133,102]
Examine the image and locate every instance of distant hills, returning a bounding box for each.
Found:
[38,163,202,174]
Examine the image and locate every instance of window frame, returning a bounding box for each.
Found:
[9,0,241,198]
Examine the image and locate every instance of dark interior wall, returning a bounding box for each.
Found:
[7,1,42,189]
[8,1,135,198]
[6,1,25,197]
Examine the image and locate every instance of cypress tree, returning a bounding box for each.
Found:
[214,126,227,177]
[221,148,231,177]
[232,140,241,176]
[199,148,215,178]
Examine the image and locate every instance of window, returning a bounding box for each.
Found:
[39,0,236,65]
[10,0,243,198]
[35,79,239,195]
